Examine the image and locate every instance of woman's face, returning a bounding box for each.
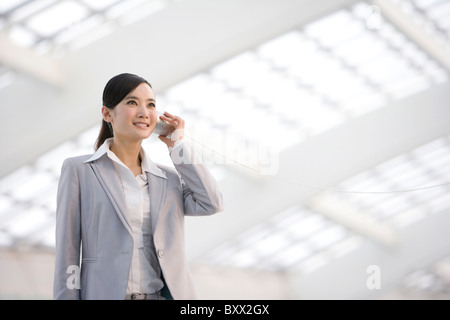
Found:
[103,82,158,142]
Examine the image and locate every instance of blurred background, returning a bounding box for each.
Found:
[1,0,450,300]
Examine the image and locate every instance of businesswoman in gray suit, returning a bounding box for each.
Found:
[53,73,224,300]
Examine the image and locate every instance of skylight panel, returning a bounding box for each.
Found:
[187,79,228,114]
[32,188,57,212]
[327,235,363,258]
[8,24,37,47]
[8,0,57,23]
[395,0,450,53]
[415,0,445,9]
[310,19,366,49]
[270,207,307,229]
[119,0,168,26]
[257,30,306,67]
[234,225,272,248]
[304,9,353,38]
[199,91,252,128]
[4,207,50,238]
[0,0,29,13]
[26,0,89,38]
[211,51,273,91]
[9,171,54,202]
[165,73,211,104]
[415,141,450,167]
[428,193,450,214]
[425,1,450,21]
[80,0,121,11]
[388,74,431,100]
[273,88,321,121]
[297,51,339,87]
[412,185,443,203]
[228,249,259,269]
[309,225,347,250]
[252,233,290,257]
[314,64,355,99]
[376,155,415,177]
[104,0,148,20]
[378,23,408,49]
[391,206,426,227]
[357,52,417,86]
[422,60,448,83]
[318,135,450,228]
[375,194,412,218]
[53,13,104,46]
[200,205,360,272]
[275,242,313,269]
[332,32,388,68]
[68,20,115,51]
[35,141,77,172]
[298,253,330,274]
[1,0,170,56]
[0,165,33,195]
[400,41,427,66]
[241,70,291,106]
[0,195,14,221]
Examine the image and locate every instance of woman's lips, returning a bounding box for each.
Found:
[133,122,149,129]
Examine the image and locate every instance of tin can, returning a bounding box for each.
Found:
[153,111,175,136]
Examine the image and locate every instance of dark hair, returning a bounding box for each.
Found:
[95,73,152,150]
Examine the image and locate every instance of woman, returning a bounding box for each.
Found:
[53,73,224,300]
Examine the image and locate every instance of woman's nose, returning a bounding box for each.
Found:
[137,104,149,117]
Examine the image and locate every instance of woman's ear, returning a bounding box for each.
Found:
[102,106,112,122]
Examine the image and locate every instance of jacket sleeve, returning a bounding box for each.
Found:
[170,140,224,216]
[53,158,82,300]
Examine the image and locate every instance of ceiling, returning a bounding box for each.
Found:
[1,0,450,299]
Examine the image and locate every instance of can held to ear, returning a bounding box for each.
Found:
[153,111,175,136]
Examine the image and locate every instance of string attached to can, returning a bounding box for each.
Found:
[183,132,450,195]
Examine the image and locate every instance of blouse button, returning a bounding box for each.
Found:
[158,250,164,258]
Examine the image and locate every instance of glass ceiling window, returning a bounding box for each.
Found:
[158,1,448,173]
[0,0,169,55]
[200,204,364,274]
[312,133,450,229]
[393,0,450,53]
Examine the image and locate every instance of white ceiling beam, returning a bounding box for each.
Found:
[308,192,398,247]
[377,0,450,72]
[0,32,63,88]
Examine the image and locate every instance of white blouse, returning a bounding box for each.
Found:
[103,138,164,294]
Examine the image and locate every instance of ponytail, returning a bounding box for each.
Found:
[94,119,113,150]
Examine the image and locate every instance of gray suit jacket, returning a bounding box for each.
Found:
[53,141,224,300]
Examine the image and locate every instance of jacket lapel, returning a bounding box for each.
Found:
[147,171,167,234]
[89,158,132,235]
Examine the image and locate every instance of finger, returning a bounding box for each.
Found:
[159,114,175,122]
[158,135,174,147]
[160,114,183,127]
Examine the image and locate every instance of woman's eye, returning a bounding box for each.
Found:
[127,100,137,105]
[148,103,156,108]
